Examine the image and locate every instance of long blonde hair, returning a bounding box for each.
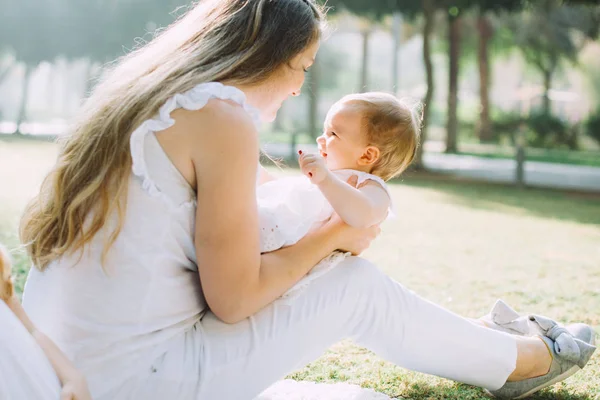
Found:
[20,0,325,270]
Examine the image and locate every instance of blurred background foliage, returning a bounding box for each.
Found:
[1,0,600,168]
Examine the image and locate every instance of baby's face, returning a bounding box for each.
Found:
[317,103,369,171]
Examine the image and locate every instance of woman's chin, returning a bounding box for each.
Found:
[263,114,277,123]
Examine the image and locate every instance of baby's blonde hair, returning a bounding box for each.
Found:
[340,92,421,181]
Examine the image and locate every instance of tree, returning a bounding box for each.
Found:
[510,0,599,115]
[403,0,468,155]
[473,0,524,142]
[438,0,524,152]
[0,54,15,86]
[0,0,185,131]
[476,10,494,142]
[390,12,403,93]
[1,0,60,133]
[324,0,426,165]
[307,60,321,138]
[445,5,463,153]
[358,19,373,92]
[324,2,387,93]
[413,0,467,155]
[68,0,185,95]
[418,0,436,168]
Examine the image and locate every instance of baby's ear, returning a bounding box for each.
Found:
[0,246,14,302]
[358,146,380,166]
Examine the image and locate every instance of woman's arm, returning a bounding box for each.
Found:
[184,102,377,324]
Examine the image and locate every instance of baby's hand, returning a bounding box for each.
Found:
[298,150,329,184]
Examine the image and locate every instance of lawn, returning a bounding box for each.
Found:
[1,137,599,399]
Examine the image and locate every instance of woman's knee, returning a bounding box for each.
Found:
[338,257,415,312]
[337,257,387,293]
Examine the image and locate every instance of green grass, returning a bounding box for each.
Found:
[1,137,600,399]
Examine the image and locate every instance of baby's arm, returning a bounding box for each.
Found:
[318,173,389,228]
[298,153,390,228]
[0,248,92,400]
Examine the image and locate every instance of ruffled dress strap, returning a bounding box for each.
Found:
[129,82,261,208]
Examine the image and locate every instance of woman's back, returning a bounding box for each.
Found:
[21,82,258,397]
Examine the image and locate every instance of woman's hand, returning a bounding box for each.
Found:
[60,373,93,400]
[322,212,380,255]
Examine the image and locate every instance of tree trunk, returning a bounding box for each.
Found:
[16,64,32,135]
[416,0,435,169]
[360,28,370,93]
[477,12,493,142]
[446,12,461,154]
[391,12,403,93]
[515,123,526,188]
[83,60,97,99]
[0,64,12,123]
[307,58,320,139]
[566,123,580,151]
[0,64,11,85]
[542,69,552,115]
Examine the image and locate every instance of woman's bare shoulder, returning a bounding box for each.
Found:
[171,98,256,141]
[155,98,258,189]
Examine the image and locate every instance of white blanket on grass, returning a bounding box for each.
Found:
[257,379,392,400]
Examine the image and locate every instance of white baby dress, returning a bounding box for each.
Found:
[256,169,392,299]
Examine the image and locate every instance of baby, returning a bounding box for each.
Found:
[0,245,92,400]
[257,92,421,297]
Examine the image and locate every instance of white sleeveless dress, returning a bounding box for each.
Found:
[20,82,261,399]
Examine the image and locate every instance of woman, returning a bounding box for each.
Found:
[19,0,595,399]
